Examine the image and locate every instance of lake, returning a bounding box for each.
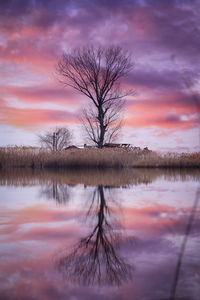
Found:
[0,168,199,300]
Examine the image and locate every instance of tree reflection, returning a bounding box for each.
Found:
[56,185,133,286]
[40,182,70,205]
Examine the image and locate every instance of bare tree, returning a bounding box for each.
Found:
[38,127,72,151]
[57,46,133,148]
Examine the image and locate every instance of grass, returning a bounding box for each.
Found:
[0,146,200,169]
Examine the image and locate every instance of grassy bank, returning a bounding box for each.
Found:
[0,146,200,169]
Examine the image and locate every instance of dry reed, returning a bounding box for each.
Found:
[0,146,200,169]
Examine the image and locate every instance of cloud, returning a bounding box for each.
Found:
[0,0,199,149]
[125,91,199,129]
[125,68,188,91]
[0,100,77,127]
[1,84,79,105]
[1,0,199,78]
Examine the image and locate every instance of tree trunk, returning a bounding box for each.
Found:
[98,106,105,148]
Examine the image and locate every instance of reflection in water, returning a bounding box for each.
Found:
[0,168,199,299]
[40,182,70,205]
[1,167,200,187]
[57,185,133,286]
[150,187,200,300]
[169,187,200,300]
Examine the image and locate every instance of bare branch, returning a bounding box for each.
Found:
[56,45,134,148]
[38,127,72,151]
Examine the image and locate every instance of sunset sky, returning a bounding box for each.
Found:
[0,0,200,151]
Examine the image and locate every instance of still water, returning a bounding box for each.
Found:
[0,168,200,300]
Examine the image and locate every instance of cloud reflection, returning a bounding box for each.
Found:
[0,169,199,299]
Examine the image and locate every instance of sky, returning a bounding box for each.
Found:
[0,0,200,152]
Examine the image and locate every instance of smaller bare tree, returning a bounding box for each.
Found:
[38,127,72,151]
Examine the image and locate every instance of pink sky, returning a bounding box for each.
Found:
[0,0,200,151]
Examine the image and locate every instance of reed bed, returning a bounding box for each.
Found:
[0,146,200,169]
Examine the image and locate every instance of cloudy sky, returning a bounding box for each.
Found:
[0,0,200,151]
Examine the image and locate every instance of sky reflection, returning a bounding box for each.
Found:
[0,169,199,300]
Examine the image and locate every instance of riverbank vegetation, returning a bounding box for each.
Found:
[0,146,199,169]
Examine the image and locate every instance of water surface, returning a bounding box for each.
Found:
[0,168,200,300]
